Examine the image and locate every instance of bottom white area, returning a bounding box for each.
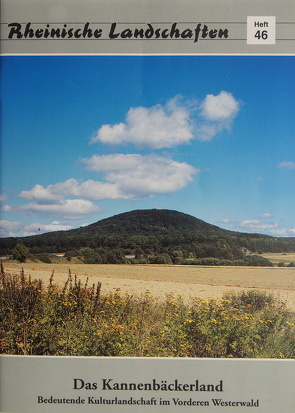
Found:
[0,356,294,413]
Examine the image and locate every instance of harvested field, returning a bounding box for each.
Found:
[262,252,295,265]
[3,261,295,310]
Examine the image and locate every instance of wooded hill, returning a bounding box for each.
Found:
[1,209,295,266]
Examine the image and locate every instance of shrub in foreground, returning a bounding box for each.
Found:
[0,269,294,358]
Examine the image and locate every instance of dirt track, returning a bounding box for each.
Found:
[4,262,295,310]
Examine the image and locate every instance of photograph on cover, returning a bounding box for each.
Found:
[1,55,295,358]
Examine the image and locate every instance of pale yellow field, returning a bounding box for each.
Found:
[4,261,295,310]
[262,252,295,264]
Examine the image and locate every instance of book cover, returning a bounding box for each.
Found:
[0,1,295,412]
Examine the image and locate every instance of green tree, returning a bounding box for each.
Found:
[171,250,183,264]
[12,243,29,263]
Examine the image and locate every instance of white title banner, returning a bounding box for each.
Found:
[0,356,294,413]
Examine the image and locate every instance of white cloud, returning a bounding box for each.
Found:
[219,213,280,235]
[18,199,100,219]
[19,184,64,204]
[92,97,194,149]
[91,92,240,148]
[218,213,295,237]
[278,161,295,170]
[81,153,144,173]
[0,220,23,237]
[270,228,295,237]
[82,153,198,198]
[238,212,277,233]
[19,179,125,202]
[258,212,272,219]
[198,91,240,141]
[12,154,197,221]
[28,221,73,234]
[219,218,231,224]
[19,154,197,205]
[200,91,240,121]
[0,220,73,237]
[67,180,125,200]
[239,219,278,231]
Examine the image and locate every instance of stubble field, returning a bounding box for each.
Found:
[4,261,295,310]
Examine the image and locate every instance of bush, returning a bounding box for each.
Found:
[149,254,172,264]
[84,257,96,264]
[179,256,274,267]
[243,255,273,267]
[38,254,51,263]
[222,290,275,312]
[129,257,149,265]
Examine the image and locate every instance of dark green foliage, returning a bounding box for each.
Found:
[181,257,273,267]
[278,262,285,267]
[149,254,173,264]
[38,254,52,263]
[83,258,96,264]
[243,255,274,267]
[12,243,29,263]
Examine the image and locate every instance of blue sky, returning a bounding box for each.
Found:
[1,55,294,237]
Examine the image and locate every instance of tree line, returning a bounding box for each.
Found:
[1,208,295,267]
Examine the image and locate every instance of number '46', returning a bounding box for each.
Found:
[255,30,268,40]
